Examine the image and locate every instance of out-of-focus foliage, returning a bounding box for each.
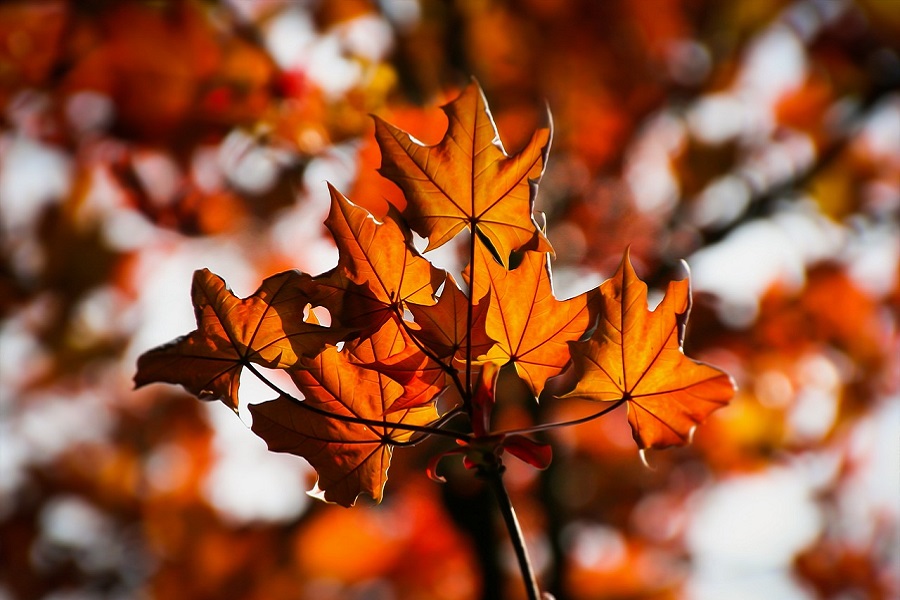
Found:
[1,1,897,599]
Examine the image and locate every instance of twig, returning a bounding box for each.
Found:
[481,460,542,600]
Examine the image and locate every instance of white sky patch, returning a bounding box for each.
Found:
[203,401,312,523]
[131,150,181,206]
[736,24,807,110]
[7,389,115,485]
[270,143,359,274]
[688,93,748,145]
[265,8,317,70]
[306,33,364,99]
[688,203,845,326]
[40,495,112,549]
[859,97,900,160]
[685,466,823,599]
[266,8,389,99]
[71,164,163,253]
[419,231,465,278]
[339,14,394,63]
[65,91,114,136]
[844,221,900,298]
[271,204,340,275]
[625,112,685,214]
[68,286,131,350]
[687,21,808,148]
[740,132,817,195]
[0,134,71,233]
[691,175,752,229]
[837,399,900,547]
[786,352,842,443]
[125,238,257,364]
[563,521,627,570]
[219,129,292,195]
[380,0,422,31]
[24,392,114,459]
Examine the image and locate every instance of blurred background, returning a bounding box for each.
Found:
[1,0,898,599]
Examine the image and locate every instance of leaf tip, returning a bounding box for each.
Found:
[638,448,656,471]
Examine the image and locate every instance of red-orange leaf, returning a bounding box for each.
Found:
[563,250,735,449]
[134,269,341,411]
[309,184,444,330]
[471,242,598,398]
[249,346,439,507]
[374,81,553,266]
[346,315,454,411]
[406,276,494,362]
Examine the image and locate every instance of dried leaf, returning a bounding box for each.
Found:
[309,184,444,331]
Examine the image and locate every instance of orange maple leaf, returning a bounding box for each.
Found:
[374,80,553,266]
[346,315,456,411]
[134,269,341,411]
[249,346,440,507]
[470,242,599,398]
[562,250,735,449]
[406,275,494,363]
[308,184,444,331]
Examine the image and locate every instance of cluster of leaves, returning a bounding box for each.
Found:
[135,82,735,508]
[3,1,898,598]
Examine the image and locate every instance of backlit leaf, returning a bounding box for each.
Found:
[134,269,339,411]
[374,81,553,266]
[249,346,440,506]
[563,250,735,449]
[308,184,444,331]
[406,275,494,362]
[472,242,599,398]
[346,315,455,411]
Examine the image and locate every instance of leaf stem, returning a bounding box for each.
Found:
[464,229,477,410]
[481,460,542,600]
[497,398,627,437]
[394,309,468,401]
[243,362,468,443]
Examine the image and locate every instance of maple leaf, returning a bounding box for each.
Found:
[470,242,599,398]
[134,269,340,411]
[562,250,735,449]
[406,276,494,362]
[374,80,553,266]
[249,346,440,507]
[308,184,444,330]
[346,315,455,411]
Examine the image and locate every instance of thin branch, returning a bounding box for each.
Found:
[498,398,627,437]
[464,229,477,410]
[394,307,469,400]
[481,461,542,600]
[243,362,469,443]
